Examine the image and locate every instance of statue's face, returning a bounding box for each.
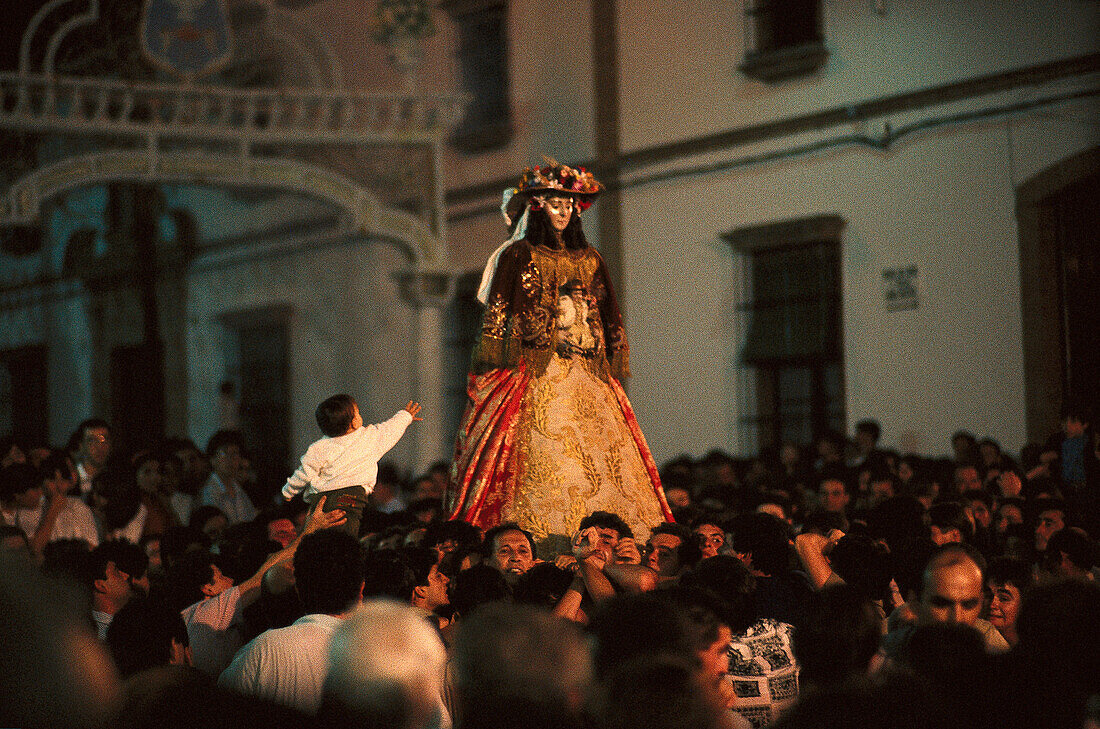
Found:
[542,195,574,231]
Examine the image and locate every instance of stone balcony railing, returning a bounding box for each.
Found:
[0,72,467,145]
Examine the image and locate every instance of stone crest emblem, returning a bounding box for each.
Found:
[140,0,233,80]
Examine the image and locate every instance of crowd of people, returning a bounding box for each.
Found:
[1,407,1099,729]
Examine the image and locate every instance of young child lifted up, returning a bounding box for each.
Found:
[283,394,422,537]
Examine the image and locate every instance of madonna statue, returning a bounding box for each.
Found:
[445,160,673,543]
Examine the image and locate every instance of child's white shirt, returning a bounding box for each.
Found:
[282,410,413,501]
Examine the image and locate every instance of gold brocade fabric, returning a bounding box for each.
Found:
[504,353,666,541]
[471,240,629,381]
[448,238,671,541]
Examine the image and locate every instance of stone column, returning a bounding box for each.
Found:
[396,269,453,473]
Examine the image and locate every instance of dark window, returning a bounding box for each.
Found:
[442,0,512,152]
[0,345,48,446]
[740,0,828,83]
[220,306,291,506]
[110,342,165,453]
[725,216,845,451]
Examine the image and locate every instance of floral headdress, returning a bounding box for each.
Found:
[502,158,602,226]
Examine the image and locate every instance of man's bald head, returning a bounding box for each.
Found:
[918,545,985,627]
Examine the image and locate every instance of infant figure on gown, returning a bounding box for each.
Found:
[555,279,597,359]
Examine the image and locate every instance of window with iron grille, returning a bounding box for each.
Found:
[725,215,845,452]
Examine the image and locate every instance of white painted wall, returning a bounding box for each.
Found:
[186,234,420,475]
[617,0,1100,151]
[622,91,1100,462]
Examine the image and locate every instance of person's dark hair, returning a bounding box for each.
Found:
[450,563,512,617]
[41,538,92,585]
[105,596,189,677]
[818,430,849,455]
[453,602,591,729]
[767,671,949,729]
[131,450,161,476]
[793,584,882,687]
[679,554,757,633]
[188,505,228,533]
[520,195,589,250]
[293,530,364,615]
[588,592,695,679]
[986,556,1034,593]
[315,394,357,438]
[927,501,974,543]
[205,429,245,459]
[952,430,977,449]
[651,585,728,653]
[482,521,537,560]
[0,434,24,460]
[1032,496,1068,522]
[0,524,30,551]
[407,497,442,520]
[73,418,111,444]
[422,519,482,554]
[1061,402,1092,424]
[36,450,75,487]
[158,525,210,572]
[1045,527,1096,571]
[439,541,483,579]
[978,437,1002,456]
[902,623,987,678]
[864,460,895,487]
[0,463,38,502]
[816,465,852,494]
[688,514,724,533]
[961,488,993,510]
[728,512,790,575]
[828,534,893,603]
[866,496,929,552]
[855,419,881,443]
[801,510,846,538]
[89,468,141,533]
[897,623,990,727]
[401,545,440,590]
[800,510,848,538]
[158,448,185,477]
[649,522,703,569]
[110,539,149,585]
[1018,443,1045,473]
[513,563,575,609]
[165,549,216,609]
[600,654,729,729]
[897,453,924,477]
[578,511,633,540]
[85,540,142,587]
[998,522,1034,562]
[361,548,417,601]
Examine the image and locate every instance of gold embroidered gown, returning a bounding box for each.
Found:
[445,237,673,542]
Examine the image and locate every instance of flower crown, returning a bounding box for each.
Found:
[504,159,602,224]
